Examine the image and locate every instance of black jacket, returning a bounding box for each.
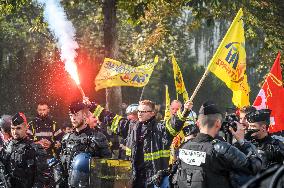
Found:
[242,164,284,188]
[250,135,284,169]
[57,126,111,187]
[176,133,262,188]
[0,137,48,188]
[91,104,187,187]
[60,126,111,170]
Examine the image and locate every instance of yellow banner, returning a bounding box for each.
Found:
[207,8,250,108]
[172,55,189,102]
[164,85,171,121]
[95,56,158,91]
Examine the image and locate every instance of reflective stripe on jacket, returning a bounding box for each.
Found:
[91,104,186,185]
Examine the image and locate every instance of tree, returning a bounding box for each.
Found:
[0,0,283,123]
[103,0,122,114]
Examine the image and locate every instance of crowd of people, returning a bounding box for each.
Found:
[0,98,283,188]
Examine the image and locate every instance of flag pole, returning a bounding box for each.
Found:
[139,86,146,101]
[190,9,244,103]
[189,68,210,102]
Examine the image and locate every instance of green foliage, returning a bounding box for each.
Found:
[0,0,283,123]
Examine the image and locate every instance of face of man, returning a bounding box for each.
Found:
[11,123,27,140]
[239,112,249,129]
[63,127,72,133]
[69,110,87,129]
[138,104,155,122]
[37,104,50,118]
[170,101,181,116]
[127,113,138,121]
[121,103,128,109]
[86,111,98,129]
[248,122,267,139]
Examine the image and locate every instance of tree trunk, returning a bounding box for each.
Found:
[103,0,122,115]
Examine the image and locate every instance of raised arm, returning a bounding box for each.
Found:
[85,98,130,139]
[165,101,193,137]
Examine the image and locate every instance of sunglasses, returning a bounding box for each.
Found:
[138,110,153,114]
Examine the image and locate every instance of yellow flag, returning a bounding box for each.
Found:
[164,85,171,121]
[172,55,189,102]
[95,56,158,91]
[207,8,250,108]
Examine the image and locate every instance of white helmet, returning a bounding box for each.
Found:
[186,110,197,125]
[126,104,139,115]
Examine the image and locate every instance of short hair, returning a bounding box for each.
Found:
[139,100,155,111]
[62,122,72,129]
[239,106,256,114]
[37,101,49,107]
[198,114,222,129]
[171,100,182,107]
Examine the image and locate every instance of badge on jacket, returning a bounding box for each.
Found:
[179,149,206,166]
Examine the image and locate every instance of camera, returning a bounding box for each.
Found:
[220,113,239,144]
[182,124,199,137]
[221,113,239,134]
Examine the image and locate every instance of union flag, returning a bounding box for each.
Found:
[253,52,284,133]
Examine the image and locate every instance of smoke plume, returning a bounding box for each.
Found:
[36,0,80,84]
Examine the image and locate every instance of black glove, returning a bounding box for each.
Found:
[244,129,259,141]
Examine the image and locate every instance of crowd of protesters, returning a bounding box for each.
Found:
[0,98,283,188]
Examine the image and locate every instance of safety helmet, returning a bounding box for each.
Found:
[125,104,139,115]
[185,111,197,125]
[69,153,92,187]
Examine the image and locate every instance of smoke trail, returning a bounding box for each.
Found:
[36,0,80,84]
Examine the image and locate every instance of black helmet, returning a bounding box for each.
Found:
[246,109,271,125]
[199,101,222,115]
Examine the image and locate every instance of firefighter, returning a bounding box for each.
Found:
[29,101,61,158]
[87,98,193,188]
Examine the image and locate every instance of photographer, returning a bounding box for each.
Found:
[175,101,262,188]
[220,106,257,144]
[220,111,239,144]
[239,106,256,129]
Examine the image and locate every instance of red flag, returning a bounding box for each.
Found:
[253,52,284,133]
